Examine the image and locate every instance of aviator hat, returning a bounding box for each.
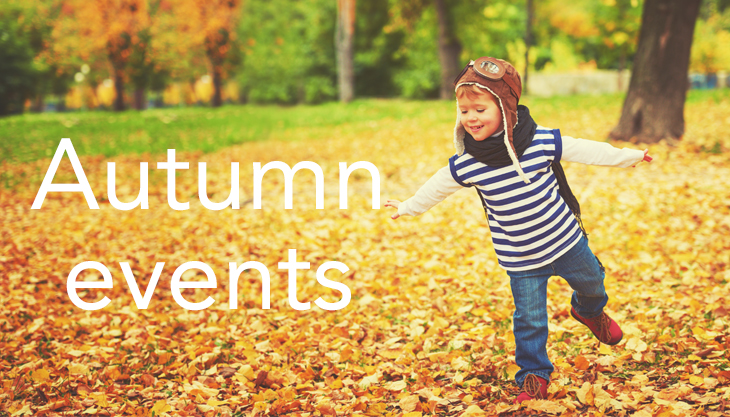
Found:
[453,57,528,183]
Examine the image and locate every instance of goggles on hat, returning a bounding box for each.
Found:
[453,57,520,98]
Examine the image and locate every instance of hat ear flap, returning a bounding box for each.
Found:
[454,101,466,155]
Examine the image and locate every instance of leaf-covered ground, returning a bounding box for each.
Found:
[1,95,730,416]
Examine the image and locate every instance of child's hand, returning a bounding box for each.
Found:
[633,149,653,167]
[385,199,401,219]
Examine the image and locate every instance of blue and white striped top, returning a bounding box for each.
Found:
[449,128,583,271]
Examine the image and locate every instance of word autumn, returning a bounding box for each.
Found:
[68,250,351,311]
[31,139,380,210]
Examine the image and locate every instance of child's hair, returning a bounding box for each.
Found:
[456,84,491,101]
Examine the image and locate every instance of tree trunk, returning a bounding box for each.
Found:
[524,0,533,95]
[618,48,626,91]
[434,0,462,100]
[133,88,146,110]
[336,0,356,103]
[212,68,223,107]
[113,71,126,112]
[31,95,45,113]
[609,0,702,143]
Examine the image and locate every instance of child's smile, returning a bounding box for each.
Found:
[458,91,504,141]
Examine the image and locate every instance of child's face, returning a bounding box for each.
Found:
[458,91,503,141]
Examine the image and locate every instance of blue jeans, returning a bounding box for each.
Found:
[507,236,607,387]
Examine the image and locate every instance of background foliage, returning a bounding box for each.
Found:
[1,0,729,111]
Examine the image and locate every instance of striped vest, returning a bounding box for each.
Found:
[449,128,582,271]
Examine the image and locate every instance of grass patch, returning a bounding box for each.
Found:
[0,99,452,163]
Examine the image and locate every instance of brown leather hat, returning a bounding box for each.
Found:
[453,57,528,183]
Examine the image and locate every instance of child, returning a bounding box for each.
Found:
[385,57,652,403]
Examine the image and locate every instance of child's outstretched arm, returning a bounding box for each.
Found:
[561,136,653,167]
[633,149,653,166]
[384,200,402,219]
[386,166,463,220]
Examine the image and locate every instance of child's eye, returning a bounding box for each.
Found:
[476,109,485,113]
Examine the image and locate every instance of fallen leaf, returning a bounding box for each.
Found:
[30,369,50,384]
[387,380,407,391]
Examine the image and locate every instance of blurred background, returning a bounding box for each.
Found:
[0,0,728,114]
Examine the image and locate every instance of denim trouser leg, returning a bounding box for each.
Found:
[509,264,554,386]
[552,237,608,319]
[507,236,608,387]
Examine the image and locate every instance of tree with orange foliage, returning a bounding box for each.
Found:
[44,0,151,111]
[162,0,243,107]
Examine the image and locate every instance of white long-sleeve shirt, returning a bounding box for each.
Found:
[398,136,645,218]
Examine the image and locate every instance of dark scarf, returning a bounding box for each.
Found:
[464,105,585,233]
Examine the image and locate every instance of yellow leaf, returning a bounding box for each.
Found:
[404,412,422,417]
[379,347,402,359]
[632,409,653,417]
[592,385,612,409]
[68,363,89,375]
[585,385,595,406]
[457,304,473,314]
[399,395,420,413]
[340,346,354,362]
[387,380,407,391]
[461,404,486,415]
[506,364,520,380]
[472,308,488,316]
[105,329,123,337]
[367,403,387,414]
[524,400,567,414]
[90,393,110,408]
[432,316,449,329]
[453,373,464,385]
[575,382,592,404]
[237,364,255,380]
[10,404,32,416]
[625,337,647,353]
[672,253,694,262]
[689,375,704,386]
[150,399,171,414]
[31,369,50,384]
[598,343,613,355]
[263,389,277,401]
[692,326,714,340]
[206,398,228,407]
[359,373,379,388]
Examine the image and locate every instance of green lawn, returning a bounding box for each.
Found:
[0,100,449,163]
[1,90,727,163]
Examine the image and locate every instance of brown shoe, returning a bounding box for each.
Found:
[514,374,548,404]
